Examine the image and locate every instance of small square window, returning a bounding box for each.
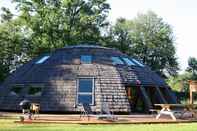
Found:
[80,55,92,64]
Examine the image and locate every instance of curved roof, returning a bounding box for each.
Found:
[64,44,112,49]
[1,45,167,87]
[0,45,170,112]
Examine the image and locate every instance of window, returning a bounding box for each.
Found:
[122,57,136,66]
[36,55,50,64]
[111,57,124,65]
[80,55,92,64]
[28,85,43,96]
[132,59,144,67]
[10,85,23,96]
[77,78,94,105]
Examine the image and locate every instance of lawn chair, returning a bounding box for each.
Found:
[98,102,118,121]
[80,103,94,121]
[31,103,40,119]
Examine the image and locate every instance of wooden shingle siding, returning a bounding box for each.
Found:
[0,45,171,113]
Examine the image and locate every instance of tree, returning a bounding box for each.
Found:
[0,7,13,22]
[13,0,110,55]
[0,7,31,82]
[186,57,197,80]
[109,11,179,77]
[0,0,110,81]
[107,18,132,53]
[167,57,197,93]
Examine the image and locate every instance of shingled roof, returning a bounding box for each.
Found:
[0,45,171,112]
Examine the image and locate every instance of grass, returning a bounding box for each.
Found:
[1,119,197,131]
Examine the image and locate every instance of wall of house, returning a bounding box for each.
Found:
[0,64,131,113]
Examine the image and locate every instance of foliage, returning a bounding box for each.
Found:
[186,57,197,80]
[166,72,191,92]
[167,57,197,103]
[106,18,132,53]
[13,0,110,55]
[0,0,110,82]
[0,7,13,22]
[0,8,31,81]
[108,11,179,77]
[0,3,180,82]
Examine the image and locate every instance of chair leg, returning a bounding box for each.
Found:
[88,115,90,121]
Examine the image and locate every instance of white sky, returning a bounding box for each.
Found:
[0,0,197,72]
[108,0,197,72]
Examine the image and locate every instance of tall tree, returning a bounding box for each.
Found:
[0,7,31,81]
[109,11,179,77]
[0,0,110,81]
[187,57,197,80]
[107,18,132,53]
[167,57,197,93]
[13,0,110,55]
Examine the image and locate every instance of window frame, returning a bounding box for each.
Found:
[77,77,95,105]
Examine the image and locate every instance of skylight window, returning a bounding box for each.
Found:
[80,55,92,64]
[36,56,50,64]
[111,57,124,65]
[132,59,144,67]
[122,57,136,66]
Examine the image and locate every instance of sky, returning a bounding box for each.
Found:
[108,0,197,72]
[0,0,197,72]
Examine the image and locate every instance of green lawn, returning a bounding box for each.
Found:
[1,119,197,131]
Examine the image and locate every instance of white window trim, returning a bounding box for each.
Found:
[76,77,95,105]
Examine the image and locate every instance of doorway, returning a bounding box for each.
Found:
[126,86,145,113]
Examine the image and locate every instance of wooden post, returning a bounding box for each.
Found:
[127,87,131,100]
[138,86,153,113]
[189,81,197,104]
[190,85,193,104]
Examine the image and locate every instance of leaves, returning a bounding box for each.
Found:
[0,2,180,82]
[0,7,13,22]
[0,0,110,82]
[108,11,179,77]
[187,57,197,80]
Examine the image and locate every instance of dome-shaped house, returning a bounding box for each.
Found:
[0,45,177,113]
